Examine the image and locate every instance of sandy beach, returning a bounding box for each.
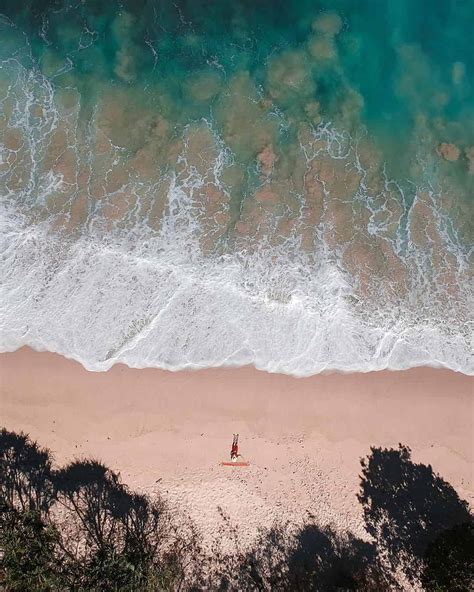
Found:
[0,348,472,547]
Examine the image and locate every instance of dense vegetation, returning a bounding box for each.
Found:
[0,429,472,591]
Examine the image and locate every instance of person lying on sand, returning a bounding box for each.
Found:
[231,433,240,462]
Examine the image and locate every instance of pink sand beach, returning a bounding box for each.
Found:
[0,347,472,545]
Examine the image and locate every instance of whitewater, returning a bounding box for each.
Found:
[1,86,472,375]
[1,193,472,376]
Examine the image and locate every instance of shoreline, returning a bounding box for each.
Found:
[1,346,472,545]
[2,344,471,377]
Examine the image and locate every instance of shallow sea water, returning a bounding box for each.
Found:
[0,1,473,374]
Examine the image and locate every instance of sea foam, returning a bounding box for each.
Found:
[1,165,472,376]
[0,61,472,376]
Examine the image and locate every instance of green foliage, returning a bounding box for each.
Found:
[53,459,191,591]
[0,428,55,515]
[0,509,60,591]
[0,428,192,591]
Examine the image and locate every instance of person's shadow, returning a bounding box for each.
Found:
[358,444,472,581]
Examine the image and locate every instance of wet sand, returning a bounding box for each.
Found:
[0,347,472,545]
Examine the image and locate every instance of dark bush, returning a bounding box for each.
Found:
[0,509,61,591]
[0,429,195,591]
[54,459,189,590]
[0,428,55,515]
[0,429,59,590]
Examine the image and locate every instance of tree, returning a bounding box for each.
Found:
[0,428,202,590]
[54,459,136,589]
[108,486,185,590]
[0,428,59,591]
[54,459,194,590]
[0,428,55,515]
[0,509,61,592]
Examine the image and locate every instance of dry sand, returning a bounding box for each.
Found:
[0,347,472,546]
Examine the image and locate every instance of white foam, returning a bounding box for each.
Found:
[1,196,472,375]
[1,64,473,376]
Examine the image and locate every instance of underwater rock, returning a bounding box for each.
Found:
[257,145,276,175]
[312,12,343,36]
[3,127,23,151]
[436,142,460,162]
[266,50,315,105]
[255,185,279,205]
[308,36,337,61]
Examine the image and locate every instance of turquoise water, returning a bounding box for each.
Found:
[0,1,473,374]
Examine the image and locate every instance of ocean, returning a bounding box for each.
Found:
[1,0,473,374]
